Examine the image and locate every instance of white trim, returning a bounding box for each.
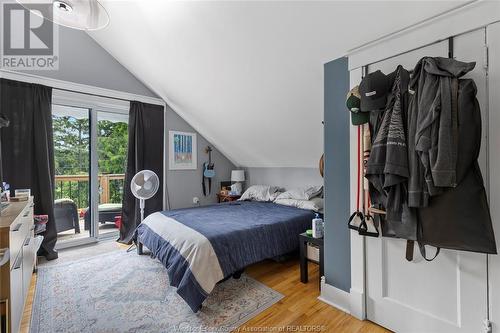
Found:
[346,0,479,55]
[0,69,164,106]
[55,237,98,250]
[318,277,351,314]
[347,0,500,70]
[349,287,365,321]
[163,101,170,210]
[52,89,130,114]
[348,67,366,321]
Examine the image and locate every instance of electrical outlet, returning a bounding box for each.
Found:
[193,197,200,205]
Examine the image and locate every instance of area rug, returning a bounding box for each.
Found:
[31,250,283,333]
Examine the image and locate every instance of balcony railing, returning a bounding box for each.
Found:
[54,174,125,209]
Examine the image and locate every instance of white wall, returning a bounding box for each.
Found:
[245,167,322,190]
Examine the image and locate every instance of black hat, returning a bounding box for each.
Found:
[346,86,369,125]
[359,70,390,111]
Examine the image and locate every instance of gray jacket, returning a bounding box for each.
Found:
[407,57,475,207]
[366,66,410,222]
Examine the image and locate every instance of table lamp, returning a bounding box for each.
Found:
[231,170,245,195]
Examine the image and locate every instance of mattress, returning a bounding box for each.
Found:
[135,201,315,312]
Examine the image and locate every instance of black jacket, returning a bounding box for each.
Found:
[407,57,475,207]
[366,66,410,223]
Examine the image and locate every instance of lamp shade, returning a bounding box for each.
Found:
[17,0,110,31]
[231,170,245,182]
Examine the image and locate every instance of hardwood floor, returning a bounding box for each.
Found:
[20,251,389,333]
[20,273,36,333]
[242,259,389,333]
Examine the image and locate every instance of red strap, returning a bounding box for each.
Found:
[356,126,361,211]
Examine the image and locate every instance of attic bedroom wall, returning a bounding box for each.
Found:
[11,24,235,209]
[246,167,323,189]
[18,25,157,98]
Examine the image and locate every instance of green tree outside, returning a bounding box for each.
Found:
[53,115,128,209]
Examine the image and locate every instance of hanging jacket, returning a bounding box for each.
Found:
[366,66,410,222]
[365,66,418,241]
[417,77,497,254]
[407,57,475,207]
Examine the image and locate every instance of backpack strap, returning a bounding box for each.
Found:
[451,77,459,187]
[406,240,414,261]
[418,243,441,262]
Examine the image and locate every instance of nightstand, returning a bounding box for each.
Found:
[299,232,324,288]
[217,193,241,203]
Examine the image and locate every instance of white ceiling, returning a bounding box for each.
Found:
[89,0,465,167]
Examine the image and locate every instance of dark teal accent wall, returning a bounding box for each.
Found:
[324,57,351,292]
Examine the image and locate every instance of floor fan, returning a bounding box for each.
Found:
[130,170,159,255]
[131,170,160,223]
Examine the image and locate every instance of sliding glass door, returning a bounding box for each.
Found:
[52,91,129,248]
[95,111,128,240]
[52,105,92,243]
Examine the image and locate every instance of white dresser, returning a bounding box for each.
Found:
[0,197,35,333]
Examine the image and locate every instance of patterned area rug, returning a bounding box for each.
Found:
[31,250,283,333]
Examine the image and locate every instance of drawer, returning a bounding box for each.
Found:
[20,203,34,229]
[22,236,35,299]
[9,221,27,269]
[10,252,23,333]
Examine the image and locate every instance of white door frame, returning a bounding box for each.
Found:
[343,1,500,321]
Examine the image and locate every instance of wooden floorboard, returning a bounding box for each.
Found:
[20,251,389,333]
[241,259,389,333]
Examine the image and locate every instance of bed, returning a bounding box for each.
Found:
[134,200,315,312]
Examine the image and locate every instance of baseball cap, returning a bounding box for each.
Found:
[346,85,369,125]
[359,70,390,111]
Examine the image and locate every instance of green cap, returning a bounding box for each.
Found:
[346,85,369,125]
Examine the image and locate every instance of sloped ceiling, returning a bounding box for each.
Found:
[89,1,464,167]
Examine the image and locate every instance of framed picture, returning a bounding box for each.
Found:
[169,131,197,170]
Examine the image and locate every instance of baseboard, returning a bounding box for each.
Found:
[318,277,351,314]
[349,287,365,320]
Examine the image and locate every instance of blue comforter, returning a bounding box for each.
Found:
[135,201,314,312]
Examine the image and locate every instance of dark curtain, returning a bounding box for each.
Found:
[0,79,57,259]
[120,101,164,243]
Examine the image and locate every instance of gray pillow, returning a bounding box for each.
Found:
[274,197,324,212]
[275,185,323,201]
[238,185,280,202]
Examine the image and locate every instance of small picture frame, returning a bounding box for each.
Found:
[169,131,197,170]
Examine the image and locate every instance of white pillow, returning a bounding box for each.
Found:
[275,185,323,201]
[239,185,280,202]
[274,197,324,212]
